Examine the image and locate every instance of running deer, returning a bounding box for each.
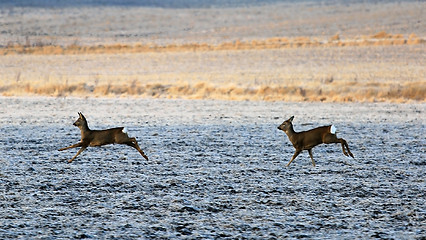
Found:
[277,116,354,167]
[58,112,149,163]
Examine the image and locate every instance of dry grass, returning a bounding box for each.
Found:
[1,0,424,103]
[1,38,424,103]
[1,79,424,103]
[0,32,424,55]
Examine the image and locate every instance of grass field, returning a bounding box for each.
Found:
[0,1,425,102]
[1,42,424,102]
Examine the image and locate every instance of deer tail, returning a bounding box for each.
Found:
[330,125,337,134]
[122,127,129,136]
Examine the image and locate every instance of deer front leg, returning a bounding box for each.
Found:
[308,149,316,167]
[68,146,87,163]
[59,142,83,151]
[286,150,301,167]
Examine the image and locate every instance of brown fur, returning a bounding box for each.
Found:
[278,116,354,167]
[59,112,148,163]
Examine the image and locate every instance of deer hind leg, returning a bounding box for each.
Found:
[286,150,302,167]
[125,138,149,160]
[68,146,87,163]
[324,134,353,158]
[341,138,354,158]
[308,149,316,167]
[337,138,355,158]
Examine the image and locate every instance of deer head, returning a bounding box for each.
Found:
[277,116,294,132]
[73,112,88,128]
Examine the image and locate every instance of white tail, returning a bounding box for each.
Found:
[59,112,149,163]
[277,116,354,167]
[330,125,336,134]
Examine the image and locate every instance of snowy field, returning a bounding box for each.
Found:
[0,97,424,239]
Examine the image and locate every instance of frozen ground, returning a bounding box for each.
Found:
[0,97,424,239]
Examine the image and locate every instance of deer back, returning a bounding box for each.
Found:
[293,126,332,150]
[87,127,127,146]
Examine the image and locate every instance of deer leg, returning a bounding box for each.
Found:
[341,139,354,158]
[126,138,148,160]
[286,150,301,167]
[339,139,350,157]
[323,134,350,157]
[59,142,83,151]
[337,138,356,158]
[308,149,316,167]
[68,146,87,163]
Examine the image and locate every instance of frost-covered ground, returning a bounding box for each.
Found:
[0,97,424,239]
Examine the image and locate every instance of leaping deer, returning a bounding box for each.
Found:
[277,116,354,167]
[59,112,149,163]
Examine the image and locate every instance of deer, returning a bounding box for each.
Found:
[58,112,149,163]
[277,116,354,167]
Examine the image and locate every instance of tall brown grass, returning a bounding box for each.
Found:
[1,80,424,102]
[1,32,423,55]
[1,31,423,103]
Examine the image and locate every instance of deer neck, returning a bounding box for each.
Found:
[284,124,298,141]
[78,122,91,136]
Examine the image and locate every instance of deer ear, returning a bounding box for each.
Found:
[289,116,294,122]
